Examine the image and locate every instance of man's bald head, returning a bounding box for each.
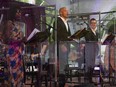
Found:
[59,7,68,20]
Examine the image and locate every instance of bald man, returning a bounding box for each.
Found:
[52,7,71,87]
[53,7,71,41]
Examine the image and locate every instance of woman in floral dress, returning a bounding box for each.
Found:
[6,6,25,87]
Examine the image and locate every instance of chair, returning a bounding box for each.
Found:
[65,64,85,83]
[23,54,37,86]
[23,54,48,87]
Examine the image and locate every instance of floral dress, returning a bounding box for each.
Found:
[7,21,24,87]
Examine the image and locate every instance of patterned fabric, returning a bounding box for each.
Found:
[8,41,23,87]
[7,22,24,87]
[8,40,24,87]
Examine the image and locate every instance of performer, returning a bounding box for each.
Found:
[6,6,25,87]
[52,7,71,87]
[104,24,116,78]
[77,18,99,83]
[52,7,71,41]
[84,18,99,42]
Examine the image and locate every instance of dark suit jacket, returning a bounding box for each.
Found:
[84,29,99,71]
[52,17,71,41]
[84,29,99,42]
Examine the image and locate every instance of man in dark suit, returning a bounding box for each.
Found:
[84,18,99,83]
[85,18,99,42]
[53,7,71,41]
[52,7,71,87]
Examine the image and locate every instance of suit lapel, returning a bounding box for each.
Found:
[67,22,71,35]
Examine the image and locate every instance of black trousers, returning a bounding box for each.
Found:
[84,67,94,83]
[58,74,66,87]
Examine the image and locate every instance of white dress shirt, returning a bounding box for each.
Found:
[59,16,69,32]
[91,27,97,35]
